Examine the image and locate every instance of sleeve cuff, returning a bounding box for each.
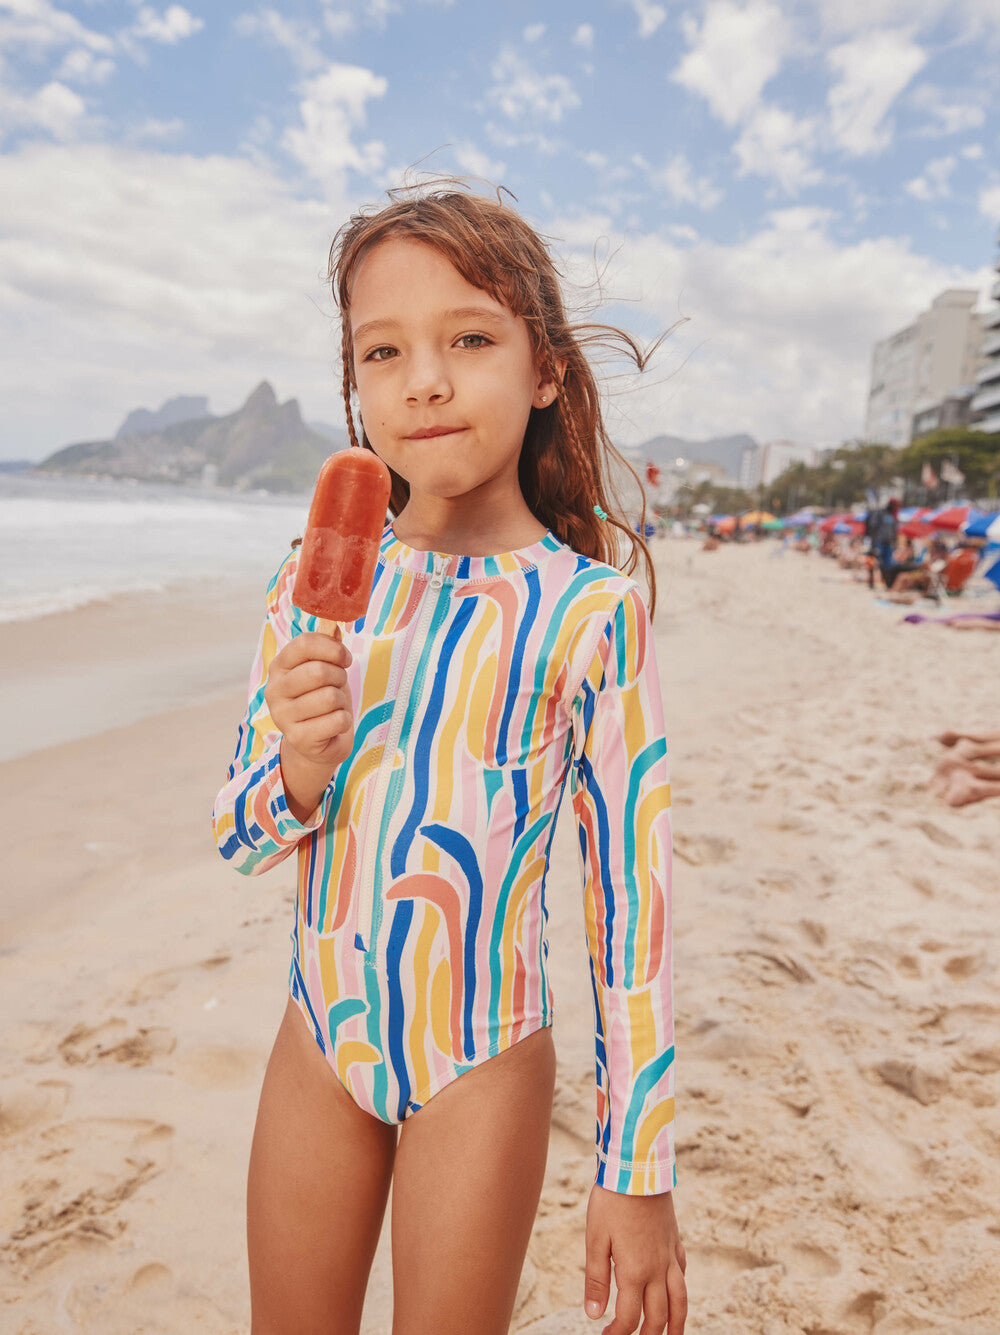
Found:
[260,739,334,844]
[595,1150,677,1196]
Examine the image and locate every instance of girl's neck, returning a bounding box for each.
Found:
[392,492,547,557]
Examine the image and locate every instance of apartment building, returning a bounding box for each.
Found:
[971,230,1000,434]
[865,289,986,447]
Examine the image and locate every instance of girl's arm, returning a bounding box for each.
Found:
[212,551,339,875]
[570,583,685,1332]
[569,582,676,1196]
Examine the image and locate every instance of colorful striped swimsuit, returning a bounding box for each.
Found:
[213,522,675,1195]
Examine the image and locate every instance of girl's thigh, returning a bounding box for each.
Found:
[247,997,398,1335]
[389,1026,557,1335]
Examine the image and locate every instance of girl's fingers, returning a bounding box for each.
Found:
[666,1262,688,1334]
[283,660,346,697]
[638,1280,669,1335]
[288,686,345,723]
[294,710,352,747]
[605,1279,644,1335]
[583,1229,611,1319]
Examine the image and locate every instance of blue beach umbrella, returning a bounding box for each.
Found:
[964,509,1000,538]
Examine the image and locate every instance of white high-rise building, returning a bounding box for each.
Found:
[739,439,817,489]
[971,230,1000,434]
[865,290,986,447]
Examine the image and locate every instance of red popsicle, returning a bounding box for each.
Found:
[293,448,393,622]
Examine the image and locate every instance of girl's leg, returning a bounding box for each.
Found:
[389,1027,556,1335]
[247,997,398,1335]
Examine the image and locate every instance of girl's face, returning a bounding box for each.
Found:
[349,237,558,507]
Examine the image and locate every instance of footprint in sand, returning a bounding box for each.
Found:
[0,1080,69,1138]
[686,1242,771,1287]
[57,1018,176,1067]
[873,1057,949,1105]
[736,949,814,985]
[673,832,735,866]
[789,1242,841,1278]
[126,952,232,1005]
[2,1117,173,1272]
[171,1044,260,1089]
[911,819,963,850]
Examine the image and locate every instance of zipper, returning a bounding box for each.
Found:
[354,552,449,952]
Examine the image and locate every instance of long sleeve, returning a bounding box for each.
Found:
[212,550,334,875]
[569,584,675,1195]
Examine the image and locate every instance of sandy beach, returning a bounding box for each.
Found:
[2,538,999,1334]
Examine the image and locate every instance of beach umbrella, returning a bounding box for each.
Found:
[964,509,1000,538]
[983,546,1000,592]
[761,519,784,530]
[784,508,816,526]
[819,512,847,532]
[716,516,737,533]
[987,516,1000,542]
[929,504,973,531]
[739,510,777,527]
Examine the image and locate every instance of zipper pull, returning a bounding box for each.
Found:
[429,555,447,591]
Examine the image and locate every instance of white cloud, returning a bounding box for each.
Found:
[621,0,667,38]
[0,1,114,59]
[55,48,115,83]
[734,105,822,193]
[282,63,387,192]
[234,9,325,72]
[322,9,355,39]
[0,141,354,455]
[572,23,594,48]
[961,143,983,160]
[672,0,791,127]
[826,30,926,155]
[811,0,1000,42]
[548,207,986,448]
[131,6,204,45]
[451,141,506,183]
[636,152,724,210]
[980,186,1000,223]
[908,84,986,138]
[523,23,545,42]
[0,78,86,141]
[487,47,580,123]
[127,116,184,142]
[362,0,400,28]
[905,154,956,202]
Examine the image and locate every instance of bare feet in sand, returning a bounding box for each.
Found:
[938,767,1000,807]
[929,734,1000,806]
[948,618,1000,632]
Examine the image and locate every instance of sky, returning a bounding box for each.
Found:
[1,0,999,461]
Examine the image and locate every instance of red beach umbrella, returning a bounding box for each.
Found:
[929,505,972,531]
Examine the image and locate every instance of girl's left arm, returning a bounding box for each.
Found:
[569,582,686,1333]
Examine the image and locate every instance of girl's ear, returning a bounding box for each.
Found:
[533,357,566,409]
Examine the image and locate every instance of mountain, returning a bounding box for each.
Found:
[631,433,757,482]
[115,394,211,439]
[40,382,340,493]
[308,419,350,450]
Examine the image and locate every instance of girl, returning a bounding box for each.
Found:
[212,185,686,1335]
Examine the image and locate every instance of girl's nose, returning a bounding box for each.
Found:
[404,352,452,404]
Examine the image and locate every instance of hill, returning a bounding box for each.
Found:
[39,383,340,493]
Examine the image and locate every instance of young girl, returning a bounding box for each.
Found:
[212,185,686,1335]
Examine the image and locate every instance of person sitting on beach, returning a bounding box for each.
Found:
[881,536,950,601]
[929,732,1000,807]
[875,533,919,591]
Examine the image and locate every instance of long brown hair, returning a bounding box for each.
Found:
[328,180,660,615]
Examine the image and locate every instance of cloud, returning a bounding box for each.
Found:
[55,48,115,83]
[905,155,956,202]
[672,0,791,127]
[282,63,387,192]
[547,206,987,449]
[451,141,506,183]
[810,0,1000,42]
[130,6,204,45]
[908,84,986,137]
[487,47,580,123]
[961,143,983,160]
[635,152,724,210]
[234,9,326,72]
[572,23,594,48]
[734,105,822,193]
[523,23,545,42]
[0,140,358,456]
[980,185,1000,223]
[0,1,114,59]
[0,78,86,142]
[826,30,926,155]
[621,0,667,38]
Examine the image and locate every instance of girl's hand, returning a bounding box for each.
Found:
[264,627,355,772]
[584,1184,687,1334]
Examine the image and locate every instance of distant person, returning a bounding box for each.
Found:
[929,733,1000,807]
[866,499,899,586]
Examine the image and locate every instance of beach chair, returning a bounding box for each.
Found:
[928,548,979,600]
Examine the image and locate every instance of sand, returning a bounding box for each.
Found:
[2,539,999,1334]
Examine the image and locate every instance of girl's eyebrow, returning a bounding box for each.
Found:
[353,306,509,345]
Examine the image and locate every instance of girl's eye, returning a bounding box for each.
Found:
[365,346,397,362]
[456,333,492,350]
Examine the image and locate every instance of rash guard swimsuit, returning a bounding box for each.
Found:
[213,521,676,1195]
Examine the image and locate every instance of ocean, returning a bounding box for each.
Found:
[0,472,310,623]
